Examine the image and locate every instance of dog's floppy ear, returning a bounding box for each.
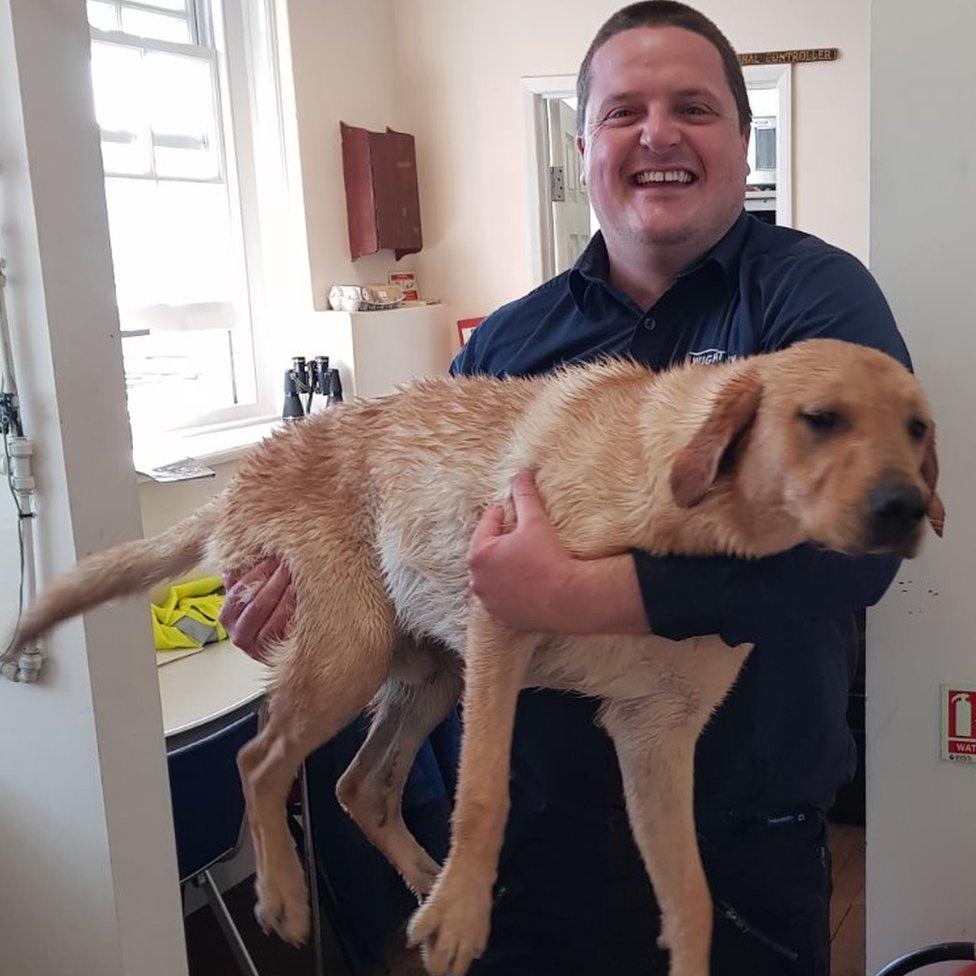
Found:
[670,368,763,508]
[921,430,946,537]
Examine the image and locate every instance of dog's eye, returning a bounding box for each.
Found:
[908,418,927,441]
[799,410,841,433]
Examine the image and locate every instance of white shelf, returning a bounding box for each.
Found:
[309,303,456,399]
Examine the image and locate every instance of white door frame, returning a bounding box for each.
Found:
[522,65,794,284]
[744,63,794,228]
[522,74,578,285]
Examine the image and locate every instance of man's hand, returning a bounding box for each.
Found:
[467,471,649,635]
[220,557,295,664]
[467,471,577,632]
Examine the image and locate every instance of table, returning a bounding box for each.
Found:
[158,639,269,749]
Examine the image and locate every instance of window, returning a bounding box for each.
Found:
[87,0,271,438]
[753,121,777,175]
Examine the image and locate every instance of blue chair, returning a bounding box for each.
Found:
[167,710,261,976]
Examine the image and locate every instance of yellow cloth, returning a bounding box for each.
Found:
[151,575,227,651]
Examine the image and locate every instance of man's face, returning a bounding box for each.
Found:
[579,26,750,257]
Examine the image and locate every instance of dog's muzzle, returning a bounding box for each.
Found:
[866,482,926,553]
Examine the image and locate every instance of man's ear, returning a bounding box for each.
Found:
[921,429,946,537]
[670,368,763,508]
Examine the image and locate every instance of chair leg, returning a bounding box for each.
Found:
[299,759,326,976]
[295,759,360,975]
[196,870,261,976]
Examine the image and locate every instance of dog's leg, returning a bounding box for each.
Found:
[601,705,710,976]
[408,603,538,976]
[237,605,396,947]
[337,653,463,898]
[598,635,752,976]
[238,707,315,945]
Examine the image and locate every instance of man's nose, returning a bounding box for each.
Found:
[639,108,681,153]
[866,482,925,548]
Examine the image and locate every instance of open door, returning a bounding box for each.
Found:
[547,98,594,273]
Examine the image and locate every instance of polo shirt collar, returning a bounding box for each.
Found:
[568,209,751,312]
[568,232,612,310]
[698,208,750,279]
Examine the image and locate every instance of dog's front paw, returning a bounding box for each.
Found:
[407,876,492,976]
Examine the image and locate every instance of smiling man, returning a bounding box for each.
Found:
[452,5,911,976]
[225,4,911,974]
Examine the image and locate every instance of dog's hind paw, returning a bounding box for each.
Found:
[254,874,310,946]
[402,851,442,900]
[407,880,491,976]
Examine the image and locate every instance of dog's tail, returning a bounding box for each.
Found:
[14,502,221,649]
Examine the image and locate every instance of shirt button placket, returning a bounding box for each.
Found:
[629,312,659,366]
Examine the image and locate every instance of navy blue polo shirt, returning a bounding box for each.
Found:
[452,210,910,819]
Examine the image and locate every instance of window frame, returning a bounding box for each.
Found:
[88,0,283,439]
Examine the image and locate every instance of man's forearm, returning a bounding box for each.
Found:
[559,554,650,636]
[631,546,901,645]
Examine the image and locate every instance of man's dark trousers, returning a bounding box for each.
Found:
[469,801,832,976]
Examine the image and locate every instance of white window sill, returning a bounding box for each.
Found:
[134,417,283,483]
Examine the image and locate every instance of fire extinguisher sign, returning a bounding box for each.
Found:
[941,685,976,763]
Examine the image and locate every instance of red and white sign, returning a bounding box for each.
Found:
[941,685,976,763]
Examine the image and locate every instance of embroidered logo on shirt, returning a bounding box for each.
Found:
[688,348,738,365]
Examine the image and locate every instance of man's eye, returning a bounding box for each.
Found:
[605,107,636,121]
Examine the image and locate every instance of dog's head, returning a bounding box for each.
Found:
[670,339,944,558]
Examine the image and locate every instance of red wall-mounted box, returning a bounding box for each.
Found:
[340,122,423,262]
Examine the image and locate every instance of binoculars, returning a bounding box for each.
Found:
[282,355,344,421]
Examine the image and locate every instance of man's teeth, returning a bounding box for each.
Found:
[634,170,694,184]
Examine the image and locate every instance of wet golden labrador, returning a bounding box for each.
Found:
[16,338,944,976]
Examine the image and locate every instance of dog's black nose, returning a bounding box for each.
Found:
[867,483,925,548]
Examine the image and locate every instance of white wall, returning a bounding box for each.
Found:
[284,0,416,310]
[140,463,240,541]
[867,2,976,971]
[390,0,871,320]
[0,2,187,974]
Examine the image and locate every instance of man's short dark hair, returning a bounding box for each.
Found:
[576,1,752,138]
